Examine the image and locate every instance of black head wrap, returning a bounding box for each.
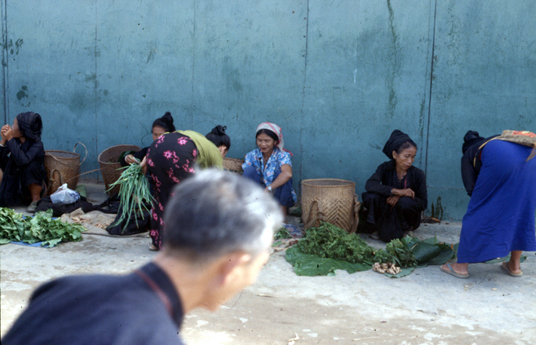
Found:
[15,112,43,142]
[462,130,484,154]
[382,130,416,159]
[206,125,231,149]
[152,111,176,132]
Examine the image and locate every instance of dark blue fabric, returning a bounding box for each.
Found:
[458,140,536,263]
[2,263,185,345]
[243,166,295,207]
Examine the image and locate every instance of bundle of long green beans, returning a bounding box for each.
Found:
[108,162,154,231]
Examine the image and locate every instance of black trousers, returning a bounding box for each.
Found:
[363,192,422,242]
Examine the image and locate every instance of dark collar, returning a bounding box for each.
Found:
[137,262,184,328]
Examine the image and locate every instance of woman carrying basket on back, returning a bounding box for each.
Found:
[440,130,536,279]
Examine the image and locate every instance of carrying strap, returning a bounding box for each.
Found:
[476,130,536,166]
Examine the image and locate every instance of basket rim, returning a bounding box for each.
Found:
[301,178,356,187]
[98,144,141,164]
[45,150,80,158]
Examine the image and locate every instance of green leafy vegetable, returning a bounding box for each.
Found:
[108,163,154,232]
[0,208,86,247]
[297,223,376,265]
[286,222,456,278]
[275,227,292,240]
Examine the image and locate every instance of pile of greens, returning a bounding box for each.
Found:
[0,208,85,247]
[286,222,456,278]
[298,223,375,265]
[108,163,154,231]
[275,227,293,240]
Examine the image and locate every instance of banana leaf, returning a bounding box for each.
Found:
[286,246,371,276]
[384,266,416,278]
[411,241,442,264]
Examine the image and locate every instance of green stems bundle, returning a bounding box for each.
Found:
[108,162,154,231]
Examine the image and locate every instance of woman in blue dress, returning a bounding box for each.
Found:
[242,122,296,215]
[441,130,536,278]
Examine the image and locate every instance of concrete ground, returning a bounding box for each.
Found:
[1,182,535,344]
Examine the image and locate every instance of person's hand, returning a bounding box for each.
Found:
[125,154,137,165]
[392,188,415,199]
[139,157,148,174]
[387,195,400,207]
[1,125,13,142]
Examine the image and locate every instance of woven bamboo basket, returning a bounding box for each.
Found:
[44,142,87,195]
[223,157,244,173]
[301,178,361,233]
[98,145,141,195]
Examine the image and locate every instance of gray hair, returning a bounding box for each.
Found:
[163,169,283,261]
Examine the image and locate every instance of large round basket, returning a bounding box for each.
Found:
[44,143,87,195]
[301,178,361,233]
[223,157,244,173]
[98,145,141,195]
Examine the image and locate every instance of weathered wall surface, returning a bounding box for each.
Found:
[1,0,535,219]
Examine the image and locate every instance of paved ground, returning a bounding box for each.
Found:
[1,182,535,344]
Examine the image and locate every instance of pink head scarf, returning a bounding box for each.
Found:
[256,122,293,156]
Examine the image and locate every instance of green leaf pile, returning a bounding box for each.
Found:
[275,227,292,240]
[287,222,456,277]
[297,223,376,265]
[0,208,86,247]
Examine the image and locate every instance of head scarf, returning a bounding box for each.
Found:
[256,122,293,156]
[462,130,484,154]
[16,112,43,142]
[382,130,416,160]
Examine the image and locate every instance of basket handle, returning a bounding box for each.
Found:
[73,142,88,166]
[304,198,324,229]
[48,168,65,188]
[349,195,362,234]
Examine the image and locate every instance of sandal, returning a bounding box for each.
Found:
[501,262,522,278]
[27,201,38,213]
[369,232,380,240]
[440,263,470,279]
[148,244,159,251]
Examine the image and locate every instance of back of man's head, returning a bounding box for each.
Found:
[163,169,283,262]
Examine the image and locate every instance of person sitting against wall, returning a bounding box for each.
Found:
[0,112,46,212]
[121,112,176,166]
[440,130,536,279]
[362,130,427,242]
[141,124,231,251]
[242,122,297,216]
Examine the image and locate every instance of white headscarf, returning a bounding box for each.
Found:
[256,122,285,151]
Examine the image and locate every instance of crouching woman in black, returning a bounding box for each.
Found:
[0,112,46,212]
[362,130,427,242]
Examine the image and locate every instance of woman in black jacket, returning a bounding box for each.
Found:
[0,112,46,212]
[362,130,427,242]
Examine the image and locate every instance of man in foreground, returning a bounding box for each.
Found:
[2,169,283,344]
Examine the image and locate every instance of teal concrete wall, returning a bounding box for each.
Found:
[1,0,535,220]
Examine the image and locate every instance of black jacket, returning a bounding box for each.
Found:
[460,135,497,196]
[365,160,428,211]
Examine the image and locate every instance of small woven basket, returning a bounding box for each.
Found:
[301,178,361,233]
[98,145,141,195]
[223,157,244,173]
[44,142,87,195]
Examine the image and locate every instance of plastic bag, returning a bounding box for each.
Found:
[50,184,81,205]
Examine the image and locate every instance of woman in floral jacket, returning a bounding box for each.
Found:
[242,122,296,215]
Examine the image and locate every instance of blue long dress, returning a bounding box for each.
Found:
[457,140,536,263]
